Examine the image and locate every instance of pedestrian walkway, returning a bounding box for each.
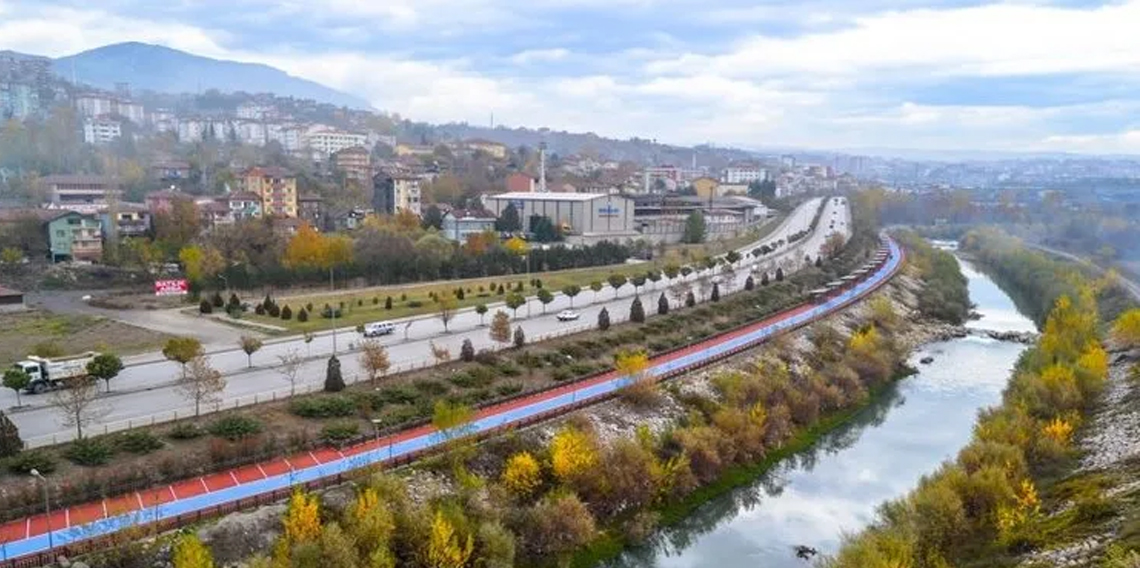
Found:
[0,237,902,567]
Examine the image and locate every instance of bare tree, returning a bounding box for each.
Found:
[179,356,227,417]
[429,340,452,364]
[359,339,391,386]
[277,349,304,396]
[50,377,104,439]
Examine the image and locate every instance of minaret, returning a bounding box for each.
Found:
[538,141,548,193]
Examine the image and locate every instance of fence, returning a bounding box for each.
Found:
[0,236,899,568]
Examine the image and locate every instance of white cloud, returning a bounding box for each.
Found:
[509,48,571,65]
[1040,131,1140,154]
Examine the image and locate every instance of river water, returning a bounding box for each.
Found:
[603,258,1037,568]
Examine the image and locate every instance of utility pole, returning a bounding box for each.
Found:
[330,266,337,354]
[30,469,52,555]
[538,142,548,193]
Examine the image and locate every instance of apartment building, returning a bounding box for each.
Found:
[0,209,103,262]
[372,171,422,216]
[75,93,144,123]
[334,146,372,183]
[304,126,368,158]
[238,166,298,218]
[721,163,767,184]
[83,118,122,145]
[41,174,122,213]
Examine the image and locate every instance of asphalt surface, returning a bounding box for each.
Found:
[7,197,850,446]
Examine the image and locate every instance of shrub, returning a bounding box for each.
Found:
[65,437,115,466]
[290,396,356,418]
[267,304,281,318]
[211,292,224,308]
[297,308,309,322]
[400,293,407,301]
[598,308,611,331]
[413,379,449,396]
[7,450,56,475]
[321,306,343,319]
[167,422,204,440]
[116,430,164,454]
[385,296,393,310]
[281,305,293,320]
[497,383,524,397]
[497,362,522,377]
[569,362,596,377]
[321,421,360,444]
[460,339,476,362]
[552,368,574,382]
[630,297,646,323]
[254,304,266,316]
[378,386,422,405]
[306,302,314,311]
[514,326,526,348]
[209,415,263,441]
[199,300,213,314]
[406,300,424,308]
[373,296,380,305]
[450,369,495,389]
[474,350,500,366]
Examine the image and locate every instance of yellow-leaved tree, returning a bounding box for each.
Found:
[501,451,542,496]
[282,490,321,545]
[549,425,599,484]
[346,487,395,557]
[1042,417,1074,446]
[171,533,215,568]
[426,510,474,568]
[1112,308,1140,349]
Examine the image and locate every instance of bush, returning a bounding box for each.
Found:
[497,362,522,377]
[497,383,524,397]
[406,300,424,308]
[413,379,449,396]
[281,305,293,320]
[167,422,204,440]
[267,304,281,318]
[598,307,611,331]
[199,300,213,314]
[306,302,314,311]
[7,450,56,475]
[65,437,115,466]
[450,369,495,389]
[209,415,263,441]
[569,362,596,377]
[460,339,475,362]
[254,304,266,316]
[321,306,343,319]
[321,421,360,444]
[474,350,500,366]
[378,386,422,406]
[385,296,393,309]
[373,296,380,305]
[211,292,225,308]
[116,430,164,454]
[290,396,356,418]
[514,326,526,348]
[552,368,574,382]
[297,308,309,322]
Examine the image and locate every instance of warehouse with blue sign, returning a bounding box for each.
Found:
[484,192,637,241]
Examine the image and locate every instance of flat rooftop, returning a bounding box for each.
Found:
[490,192,615,202]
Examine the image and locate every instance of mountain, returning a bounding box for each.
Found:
[52,42,371,109]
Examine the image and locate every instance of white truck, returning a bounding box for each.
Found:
[12,352,99,394]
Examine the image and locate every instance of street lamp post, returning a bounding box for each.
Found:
[371,418,390,461]
[330,267,337,354]
[30,469,52,556]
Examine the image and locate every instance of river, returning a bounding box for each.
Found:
[602,257,1037,568]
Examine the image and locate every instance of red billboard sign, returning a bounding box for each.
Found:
[154,279,189,296]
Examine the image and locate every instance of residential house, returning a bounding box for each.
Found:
[464,139,508,160]
[238,166,298,217]
[441,210,496,242]
[329,207,369,231]
[82,117,122,145]
[372,171,422,216]
[41,174,122,213]
[197,199,232,228]
[334,146,371,183]
[298,194,324,227]
[505,172,536,193]
[98,202,151,239]
[144,189,182,213]
[0,209,103,262]
[218,191,263,221]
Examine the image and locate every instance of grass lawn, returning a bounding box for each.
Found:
[241,215,785,333]
[0,310,173,364]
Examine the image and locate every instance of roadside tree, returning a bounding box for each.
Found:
[86,353,124,393]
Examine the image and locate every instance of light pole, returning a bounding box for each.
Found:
[30,469,52,555]
[371,418,391,461]
[329,266,337,354]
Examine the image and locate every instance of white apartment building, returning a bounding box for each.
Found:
[232,120,268,146]
[236,102,274,120]
[83,118,122,145]
[303,126,368,158]
[266,123,306,153]
[722,165,767,184]
[75,93,145,124]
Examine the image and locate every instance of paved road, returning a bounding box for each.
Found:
[1023,242,1140,302]
[7,197,849,446]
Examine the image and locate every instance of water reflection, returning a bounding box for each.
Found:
[603,258,1035,568]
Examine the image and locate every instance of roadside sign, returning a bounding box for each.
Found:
[154,279,189,296]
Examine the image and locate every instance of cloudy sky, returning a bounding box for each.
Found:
[3,0,1140,154]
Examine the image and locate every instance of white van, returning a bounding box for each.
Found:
[362,321,396,337]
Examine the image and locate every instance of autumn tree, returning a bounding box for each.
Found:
[1112,308,1140,349]
[239,335,263,368]
[163,337,203,380]
[359,339,391,385]
[490,310,512,347]
[430,341,452,364]
[283,490,322,545]
[549,425,599,484]
[501,451,542,497]
[171,533,215,568]
[277,349,304,397]
[180,356,226,417]
[427,510,474,568]
[616,348,655,406]
[282,222,354,277]
[434,293,459,332]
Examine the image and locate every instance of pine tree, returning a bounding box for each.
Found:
[685,291,696,307]
[761,272,770,286]
[630,296,646,323]
[460,339,475,362]
[658,293,669,315]
[598,308,611,331]
[711,283,720,302]
[776,268,785,281]
[745,276,755,290]
[325,356,345,392]
[513,326,526,348]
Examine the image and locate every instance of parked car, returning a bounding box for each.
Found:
[362,321,396,337]
[556,309,580,322]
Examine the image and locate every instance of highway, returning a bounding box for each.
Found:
[5,197,850,446]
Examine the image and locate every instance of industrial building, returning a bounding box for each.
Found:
[484,192,637,240]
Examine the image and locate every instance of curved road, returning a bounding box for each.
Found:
[6,198,849,446]
[0,227,896,566]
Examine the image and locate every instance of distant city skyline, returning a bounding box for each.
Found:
[2,0,1140,155]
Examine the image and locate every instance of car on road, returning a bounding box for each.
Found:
[556,309,580,321]
[362,321,396,337]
